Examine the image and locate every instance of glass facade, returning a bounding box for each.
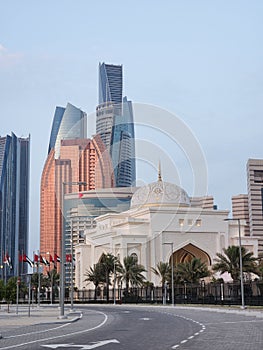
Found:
[48,103,87,159]
[63,187,137,286]
[97,63,136,187]
[48,106,65,154]
[0,133,30,279]
[99,63,123,105]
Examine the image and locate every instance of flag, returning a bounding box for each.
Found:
[66,254,72,262]
[34,254,39,263]
[78,192,84,198]
[49,254,54,263]
[19,253,33,267]
[54,253,61,263]
[41,256,50,266]
[3,253,12,269]
[25,256,34,268]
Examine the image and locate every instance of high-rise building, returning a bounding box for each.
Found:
[48,103,87,158]
[96,62,136,187]
[0,133,30,279]
[98,63,123,105]
[40,135,113,270]
[247,159,263,253]
[231,194,250,236]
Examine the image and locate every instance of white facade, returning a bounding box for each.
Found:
[75,179,259,289]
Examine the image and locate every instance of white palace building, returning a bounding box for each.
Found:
[75,174,259,290]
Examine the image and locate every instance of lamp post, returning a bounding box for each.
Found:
[70,219,74,311]
[224,218,245,309]
[163,242,174,306]
[59,181,86,319]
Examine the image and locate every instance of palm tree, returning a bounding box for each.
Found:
[84,263,105,300]
[120,255,146,295]
[99,253,120,302]
[176,258,210,284]
[151,261,171,300]
[46,269,60,302]
[212,245,258,282]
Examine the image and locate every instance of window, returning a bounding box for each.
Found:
[188,219,193,226]
[130,253,138,263]
[196,219,202,227]
[179,219,184,227]
[254,170,263,183]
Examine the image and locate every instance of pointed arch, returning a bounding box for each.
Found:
[170,243,212,266]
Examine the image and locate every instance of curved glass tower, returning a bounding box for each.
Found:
[48,103,87,159]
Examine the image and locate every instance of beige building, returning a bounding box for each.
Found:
[75,177,259,289]
[247,159,263,253]
[231,159,263,255]
[232,194,250,236]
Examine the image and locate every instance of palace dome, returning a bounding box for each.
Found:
[131,179,190,209]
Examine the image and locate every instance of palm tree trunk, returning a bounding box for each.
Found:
[94,284,97,300]
[106,272,109,302]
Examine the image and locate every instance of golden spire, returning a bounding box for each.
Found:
[158,160,162,182]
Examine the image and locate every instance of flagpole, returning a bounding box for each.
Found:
[37,250,41,307]
[16,251,19,315]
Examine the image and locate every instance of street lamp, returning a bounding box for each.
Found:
[70,219,74,312]
[224,218,245,309]
[163,242,174,306]
[59,181,87,319]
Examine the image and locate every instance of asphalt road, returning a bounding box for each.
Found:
[0,305,263,350]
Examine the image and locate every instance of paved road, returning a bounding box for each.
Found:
[0,305,263,349]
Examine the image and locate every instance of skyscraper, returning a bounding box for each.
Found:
[96,62,136,187]
[40,103,113,271]
[48,103,87,158]
[247,159,263,253]
[0,133,30,279]
[98,63,123,105]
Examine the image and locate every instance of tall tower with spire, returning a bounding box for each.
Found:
[96,62,136,187]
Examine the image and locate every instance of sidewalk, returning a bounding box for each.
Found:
[0,304,82,328]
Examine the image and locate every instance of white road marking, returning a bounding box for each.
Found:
[139,318,151,321]
[41,339,120,349]
[169,313,206,349]
[0,311,108,350]
[5,323,70,339]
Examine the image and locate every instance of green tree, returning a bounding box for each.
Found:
[84,263,105,300]
[0,279,5,301]
[46,269,60,302]
[212,245,258,282]
[5,277,26,303]
[99,253,120,302]
[120,255,146,295]
[151,261,171,299]
[176,258,210,284]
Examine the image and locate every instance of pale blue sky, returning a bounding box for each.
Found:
[1,1,263,253]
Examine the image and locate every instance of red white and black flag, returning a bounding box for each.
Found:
[54,253,61,263]
[41,256,50,266]
[3,253,12,269]
[19,253,34,268]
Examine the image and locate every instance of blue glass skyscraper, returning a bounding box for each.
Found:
[0,133,30,279]
[48,103,87,158]
[96,63,136,187]
[98,63,123,105]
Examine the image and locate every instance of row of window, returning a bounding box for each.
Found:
[179,219,202,227]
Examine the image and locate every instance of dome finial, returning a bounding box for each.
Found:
[158,160,162,182]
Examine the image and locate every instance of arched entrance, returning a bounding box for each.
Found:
[170,243,211,266]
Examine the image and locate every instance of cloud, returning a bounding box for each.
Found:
[0,44,23,68]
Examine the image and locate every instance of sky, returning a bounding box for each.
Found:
[1,0,263,254]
